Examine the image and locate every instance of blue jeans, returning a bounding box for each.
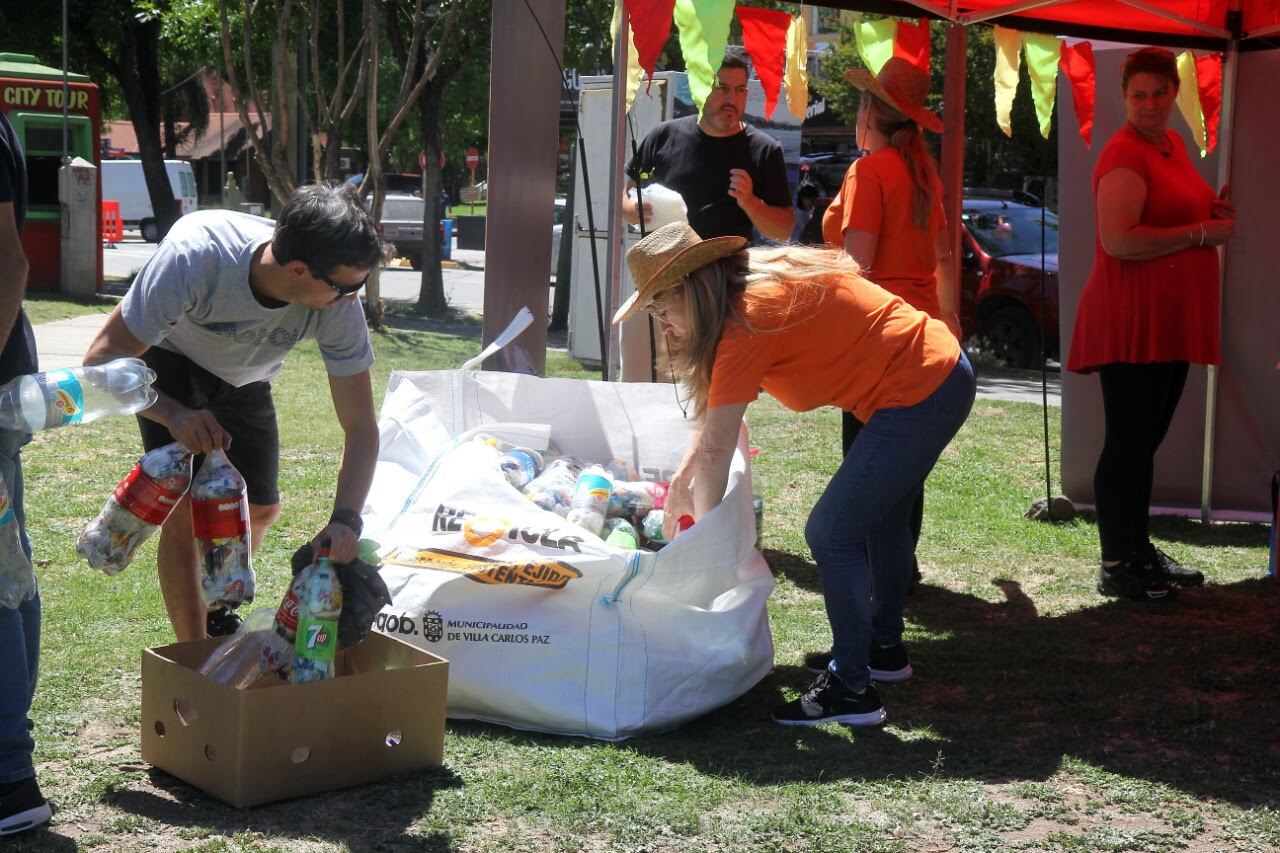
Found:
[0,428,37,784]
[805,353,975,690]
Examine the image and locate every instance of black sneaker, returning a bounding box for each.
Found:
[1097,559,1175,601]
[206,607,243,637]
[1145,545,1204,587]
[0,777,51,836]
[803,643,912,682]
[772,671,886,727]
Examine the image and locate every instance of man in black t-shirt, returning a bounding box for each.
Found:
[0,110,51,836]
[622,47,793,242]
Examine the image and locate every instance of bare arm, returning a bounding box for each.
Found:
[1097,168,1234,260]
[621,178,650,225]
[729,169,793,241]
[842,228,878,273]
[0,202,28,346]
[310,369,379,564]
[663,402,747,539]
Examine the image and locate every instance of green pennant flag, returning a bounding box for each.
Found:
[854,17,896,75]
[1022,32,1062,139]
[674,0,735,116]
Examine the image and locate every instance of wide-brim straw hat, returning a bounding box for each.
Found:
[845,56,943,134]
[613,222,746,324]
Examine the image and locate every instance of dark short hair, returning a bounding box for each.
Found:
[1121,47,1179,93]
[272,182,392,276]
[720,45,750,75]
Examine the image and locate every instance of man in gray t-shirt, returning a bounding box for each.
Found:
[84,183,391,642]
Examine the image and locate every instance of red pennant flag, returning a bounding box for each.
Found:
[893,18,930,73]
[1059,40,1096,148]
[1195,52,1223,154]
[626,0,677,86]
[736,6,791,118]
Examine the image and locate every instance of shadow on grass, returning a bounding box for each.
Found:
[99,765,463,852]
[622,576,1280,807]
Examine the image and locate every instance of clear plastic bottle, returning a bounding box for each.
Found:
[641,509,667,547]
[190,449,255,609]
[0,358,157,433]
[0,477,34,610]
[76,442,193,575]
[197,606,278,688]
[498,448,544,490]
[603,517,639,550]
[292,547,343,683]
[522,456,585,516]
[608,481,668,521]
[566,465,613,537]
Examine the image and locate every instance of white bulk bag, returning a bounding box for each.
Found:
[363,369,774,741]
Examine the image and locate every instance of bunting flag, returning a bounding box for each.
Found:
[1196,52,1223,155]
[854,17,897,75]
[611,0,645,112]
[1022,33,1061,139]
[673,0,734,116]
[737,6,791,118]
[625,0,677,91]
[1174,51,1208,154]
[784,14,808,120]
[1058,41,1096,148]
[894,18,930,73]
[993,26,1022,137]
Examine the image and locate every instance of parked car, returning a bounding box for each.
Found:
[959,198,1059,368]
[345,172,423,196]
[101,159,199,242]
[378,193,428,269]
[550,197,566,276]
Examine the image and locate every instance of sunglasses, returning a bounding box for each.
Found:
[316,269,371,297]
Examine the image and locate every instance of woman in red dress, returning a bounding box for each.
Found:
[1067,47,1235,601]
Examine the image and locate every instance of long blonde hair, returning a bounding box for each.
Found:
[661,244,861,420]
[862,92,940,228]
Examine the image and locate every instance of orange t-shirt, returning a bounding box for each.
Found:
[821,147,945,317]
[706,276,960,423]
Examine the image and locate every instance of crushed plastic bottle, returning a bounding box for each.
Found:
[0,358,157,433]
[190,449,254,609]
[196,605,280,688]
[603,517,639,550]
[566,465,613,537]
[76,442,193,575]
[0,477,34,609]
[608,481,668,521]
[292,546,343,683]
[498,448,543,490]
[522,455,585,516]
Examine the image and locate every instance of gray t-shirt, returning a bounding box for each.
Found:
[120,210,374,387]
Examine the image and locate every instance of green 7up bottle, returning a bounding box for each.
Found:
[291,545,343,683]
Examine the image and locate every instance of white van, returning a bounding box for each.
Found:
[101,159,199,242]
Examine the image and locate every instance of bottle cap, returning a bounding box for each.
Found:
[677,514,694,531]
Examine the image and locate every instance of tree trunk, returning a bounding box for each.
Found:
[118,16,181,238]
[415,79,448,315]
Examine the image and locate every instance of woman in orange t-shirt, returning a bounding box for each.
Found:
[612,222,975,728]
[821,57,958,595]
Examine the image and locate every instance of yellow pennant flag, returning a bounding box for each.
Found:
[994,26,1022,137]
[1174,50,1208,155]
[674,0,735,116]
[854,17,897,75]
[785,15,809,120]
[1022,33,1062,139]
[611,0,644,113]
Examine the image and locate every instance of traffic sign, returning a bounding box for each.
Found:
[465,147,480,169]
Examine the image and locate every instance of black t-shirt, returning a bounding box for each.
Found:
[0,110,37,385]
[626,116,791,241]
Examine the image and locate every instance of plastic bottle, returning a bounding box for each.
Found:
[639,509,692,549]
[608,481,668,521]
[498,447,543,489]
[196,606,279,688]
[76,442,193,575]
[522,456,585,516]
[190,449,255,609]
[603,517,639,550]
[0,477,34,610]
[566,465,613,537]
[258,569,309,683]
[0,358,157,433]
[292,546,343,683]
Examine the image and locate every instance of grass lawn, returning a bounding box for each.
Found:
[21,292,119,326]
[447,204,486,219]
[10,317,1277,852]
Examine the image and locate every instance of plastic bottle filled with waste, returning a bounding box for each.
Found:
[498,448,543,490]
[522,455,585,516]
[197,606,278,688]
[190,449,254,609]
[603,517,639,550]
[76,442,193,575]
[566,465,613,537]
[258,569,309,682]
[608,481,668,521]
[292,546,343,683]
[0,477,34,609]
[0,358,157,433]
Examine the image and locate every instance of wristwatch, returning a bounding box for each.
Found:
[329,507,364,537]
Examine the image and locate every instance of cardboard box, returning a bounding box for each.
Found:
[141,632,448,807]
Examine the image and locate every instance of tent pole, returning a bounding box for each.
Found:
[1200,14,1241,524]
[603,18,630,381]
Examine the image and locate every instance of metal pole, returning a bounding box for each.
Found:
[603,16,630,381]
[61,0,69,163]
[1200,22,1241,524]
[219,77,226,207]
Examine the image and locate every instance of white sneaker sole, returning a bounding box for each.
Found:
[871,664,913,683]
[773,707,887,727]
[0,801,52,835]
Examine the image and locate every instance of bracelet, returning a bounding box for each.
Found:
[1198,221,1206,247]
[329,508,364,537]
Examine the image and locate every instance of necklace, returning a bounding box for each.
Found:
[1133,124,1172,157]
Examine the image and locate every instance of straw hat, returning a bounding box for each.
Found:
[613,223,746,324]
[845,56,942,134]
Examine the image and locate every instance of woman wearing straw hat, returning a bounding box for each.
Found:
[615,221,975,726]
